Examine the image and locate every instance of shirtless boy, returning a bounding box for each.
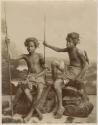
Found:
[6,37,46,121]
[43,32,89,119]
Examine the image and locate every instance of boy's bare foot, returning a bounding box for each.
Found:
[22,116,30,123]
[66,116,74,123]
[22,108,34,123]
[21,117,25,123]
[35,107,43,120]
[22,107,43,122]
[54,106,65,119]
[52,104,58,115]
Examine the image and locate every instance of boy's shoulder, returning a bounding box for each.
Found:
[22,54,29,57]
[21,54,30,59]
[76,48,85,55]
[35,52,43,58]
[18,54,27,58]
[35,52,43,57]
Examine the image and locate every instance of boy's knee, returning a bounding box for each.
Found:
[59,61,65,71]
[54,79,63,89]
[24,88,30,94]
[38,84,44,91]
[51,60,59,67]
[54,83,59,90]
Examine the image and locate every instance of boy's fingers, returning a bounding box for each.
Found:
[43,41,47,46]
[5,38,10,44]
[5,37,10,41]
[43,41,45,45]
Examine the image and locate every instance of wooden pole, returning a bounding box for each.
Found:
[44,15,46,64]
[4,2,13,117]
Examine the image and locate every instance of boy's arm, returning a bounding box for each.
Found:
[5,38,24,60]
[76,50,88,80]
[43,42,68,52]
[12,54,25,61]
[84,50,89,64]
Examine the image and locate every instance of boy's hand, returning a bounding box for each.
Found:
[64,79,69,85]
[35,75,38,79]
[28,75,36,82]
[43,41,48,46]
[44,64,49,70]
[5,37,10,44]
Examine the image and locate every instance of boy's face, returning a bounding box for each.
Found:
[27,41,36,53]
[66,37,75,49]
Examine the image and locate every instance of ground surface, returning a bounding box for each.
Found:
[2,95,96,123]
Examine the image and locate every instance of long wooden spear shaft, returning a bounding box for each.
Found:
[37,15,53,109]
[44,15,46,64]
[4,2,13,117]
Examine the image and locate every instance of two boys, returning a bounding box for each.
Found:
[7,32,88,121]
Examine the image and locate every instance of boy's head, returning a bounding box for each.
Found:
[24,37,39,53]
[66,32,80,48]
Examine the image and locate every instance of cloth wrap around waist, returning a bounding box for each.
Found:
[58,65,82,81]
[19,72,45,90]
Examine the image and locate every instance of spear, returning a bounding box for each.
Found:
[43,14,46,64]
[38,14,53,109]
[4,2,13,117]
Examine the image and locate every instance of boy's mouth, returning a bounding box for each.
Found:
[28,50,35,53]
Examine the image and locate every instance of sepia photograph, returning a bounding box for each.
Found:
[1,0,97,123]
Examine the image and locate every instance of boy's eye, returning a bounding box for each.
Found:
[29,45,33,47]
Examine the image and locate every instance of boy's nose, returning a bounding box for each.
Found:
[27,47,31,51]
[29,47,32,50]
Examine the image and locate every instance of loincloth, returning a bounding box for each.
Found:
[58,65,81,81]
[20,73,45,90]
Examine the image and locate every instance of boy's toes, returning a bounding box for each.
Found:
[52,106,58,115]
[54,107,65,119]
[54,113,62,119]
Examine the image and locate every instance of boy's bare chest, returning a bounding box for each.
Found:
[26,54,40,64]
[68,49,79,61]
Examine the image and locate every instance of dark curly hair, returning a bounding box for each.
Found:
[66,32,80,45]
[24,37,39,48]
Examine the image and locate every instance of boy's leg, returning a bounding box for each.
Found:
[53,79,65,119]
[51,60,65,81]
[33,83,44,120]
[51,60,65,118]
[13,87,23,108]
[52,94,58,115]
[23,83,44,122]
[80,83,89,102]
[51,60,59,81]
[35,83,44,105]
[24,88,33,103]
